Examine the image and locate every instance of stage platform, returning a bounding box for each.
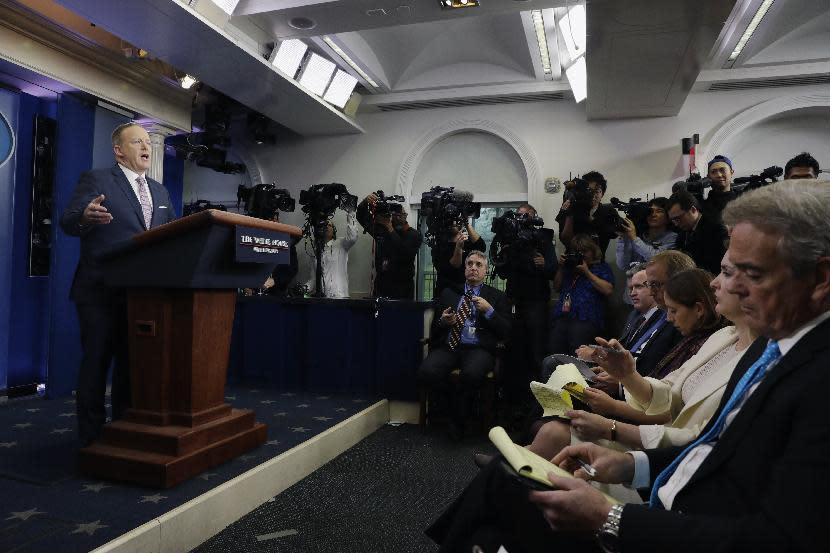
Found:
[0,387,390,553]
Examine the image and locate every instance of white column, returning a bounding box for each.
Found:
[140,123,177,183]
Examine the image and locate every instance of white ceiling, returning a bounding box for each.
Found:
[46,0,830,133]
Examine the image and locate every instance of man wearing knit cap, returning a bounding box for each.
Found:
[702,155,736,223]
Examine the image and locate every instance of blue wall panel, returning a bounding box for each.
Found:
[163,152,184,217]
[46,94,95,398]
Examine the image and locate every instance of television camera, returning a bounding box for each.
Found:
[490,210,552,267]
[237,183,296,220]
[419,186,481,248]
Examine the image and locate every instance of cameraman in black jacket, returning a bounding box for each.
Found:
[494,204,558,409]
[431,221,485,297]
[357,193,422,299]
[556,171,617,256]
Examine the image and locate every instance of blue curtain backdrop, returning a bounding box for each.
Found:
[46,94,95,398]
[0,87,20,393]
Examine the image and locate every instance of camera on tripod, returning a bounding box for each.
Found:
[490,210,551,266]
[372,190,406,217]
[420,186,481,248]
[300,183,358,223]
[237,183,296,220]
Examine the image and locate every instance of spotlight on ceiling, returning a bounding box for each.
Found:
[438,0,480,9]
[324,70,359,109]
[179,74,198,89]
[298,53,336,97]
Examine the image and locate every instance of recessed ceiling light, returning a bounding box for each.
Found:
[438,0,480,9]
[289,16,316,30]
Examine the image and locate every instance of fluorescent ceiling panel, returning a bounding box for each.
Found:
[558,4,586,60]
[565,57,587,103]
[298,52,336,96]
[531,10,552,75]
[211,0,241,16]
[271,39,308,78]
[324,69,358,109]
[729,0,775,61]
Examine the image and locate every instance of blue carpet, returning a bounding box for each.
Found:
[0,387,378,553]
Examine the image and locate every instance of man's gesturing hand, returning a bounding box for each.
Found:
[81,195,113,226]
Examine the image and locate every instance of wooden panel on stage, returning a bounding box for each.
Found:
[79,211,301,488]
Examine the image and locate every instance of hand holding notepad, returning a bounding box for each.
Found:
[529,363,590,418]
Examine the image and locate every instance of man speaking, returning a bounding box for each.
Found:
[60,123,176,446]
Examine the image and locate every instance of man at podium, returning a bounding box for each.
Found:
[60,122,176,446]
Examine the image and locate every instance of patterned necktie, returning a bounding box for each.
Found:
[136,176,153,229]
[649,340,781,508]
[622,314,647,347]
[448,292,474,351]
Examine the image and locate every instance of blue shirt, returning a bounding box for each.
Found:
[552,262,614,330]
[452,283,495,347]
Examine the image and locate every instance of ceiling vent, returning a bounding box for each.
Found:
[708,74,830,91]
[377,92,566,111]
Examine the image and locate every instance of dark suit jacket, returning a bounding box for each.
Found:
[676,213,728,275]
[620,318,830,553]
[59,165,176,303]
[429,284,511,356]
[633,317,682,378]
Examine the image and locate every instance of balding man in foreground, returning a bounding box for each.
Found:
[427,180,830,553]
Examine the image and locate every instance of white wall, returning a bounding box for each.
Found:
[184,84,830,296]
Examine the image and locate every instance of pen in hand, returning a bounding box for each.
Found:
[574,457,597,478]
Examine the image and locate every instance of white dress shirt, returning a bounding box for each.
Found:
[305,212,359,298]
[630,309,830,508]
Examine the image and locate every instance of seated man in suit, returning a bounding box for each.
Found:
[60,122,176,446]
[427,179,830,553]
[419,251,511,439]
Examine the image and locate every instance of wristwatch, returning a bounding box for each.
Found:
[596,504,624,553]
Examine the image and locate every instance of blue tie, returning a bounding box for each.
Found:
[649,340,782,508]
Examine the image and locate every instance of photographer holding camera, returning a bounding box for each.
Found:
[303,211,359,298]
[556,171,617,256]
[431,222,485,297]
[550,234,615,355]
[357,193,422,299]
[615,197,677,283]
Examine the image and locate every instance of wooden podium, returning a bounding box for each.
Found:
[79,210,302,488]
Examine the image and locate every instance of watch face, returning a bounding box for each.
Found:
[597,529,620,553]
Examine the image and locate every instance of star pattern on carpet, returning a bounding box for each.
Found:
[71,520,108,536]
[250,389,260,393]
[334,407,347,412]
[273,412,287,417]
[281,392,294,397]
[225,395,236,400]
[260,400,275,404]
[266,439,281,446]
[6,508,44,521]
[291,427,309,433]
[51,427,71,434]
[58,412,76,417]
[82,482,111,493]
[0,441,18,448]
[25,408,40,413]
[313,416,333,422]
[296,403,309,408]
[198,472,218,481]
[352,399,365,403]
[315,395,331,400]
[238,455,255,462]
[13,423,32,429]
[139,494,167,504]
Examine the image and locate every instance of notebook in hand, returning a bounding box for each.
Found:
[530,363,592,418]
[488,426,620,504]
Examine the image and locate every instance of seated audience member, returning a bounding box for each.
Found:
[700,155,736,222]
[426,179,830,553]
[418,251,511,439]
[667,190,727,275]
[304,211,359,298]
[529,255,753,461]
[615,197,677,275]
[356,193,422,299]
[784,151,820,180]
[549,234,614,357]
[557,171,617,256]
[616,264,659,348]
[431,220,485,297]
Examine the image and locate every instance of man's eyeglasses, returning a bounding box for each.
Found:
[669,211,687,224]
[646,281,664,290]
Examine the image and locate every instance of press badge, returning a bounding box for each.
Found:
[562,293,572,313]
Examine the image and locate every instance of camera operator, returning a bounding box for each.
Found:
[667,189,727,275]
[494,203,557,410]
[550,234,615,356]
[615,197,677,299]
[261,211,299,296]
[303,211,359,298]
[784,152,820,180]
[556,171,617,256]
[431,221,485,297]
[700,155,737,223]
[357,193,422,299]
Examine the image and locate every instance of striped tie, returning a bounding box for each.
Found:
[136,176,153,229]
[448,292,473,351]
[649,340,781,508]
